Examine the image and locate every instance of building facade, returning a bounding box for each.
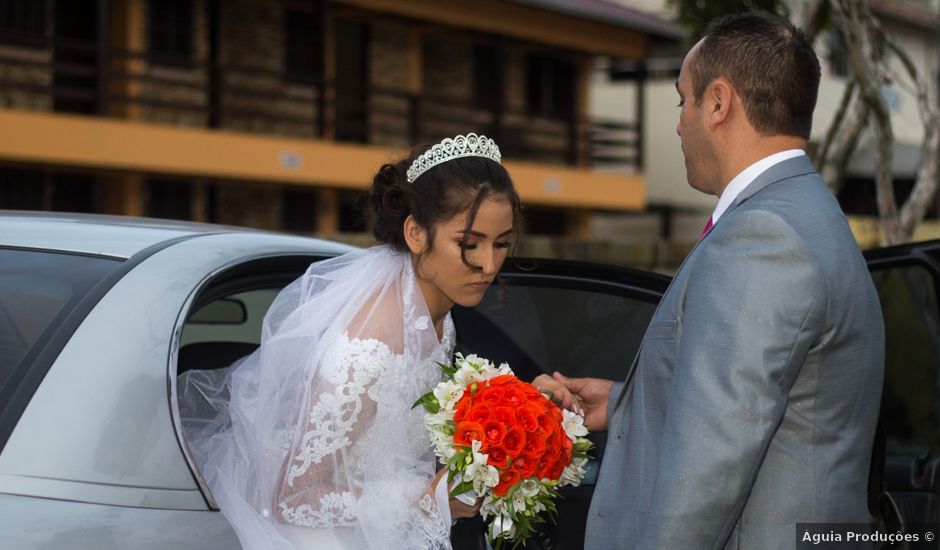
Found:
[0,0,682,237]
[593,0,940,245]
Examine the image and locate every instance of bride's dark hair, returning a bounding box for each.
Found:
[367,140,522,270]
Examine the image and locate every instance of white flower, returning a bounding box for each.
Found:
[464,440,500,491]
[518,478,540,498]
[511,490,526,512]
[454,364,486,387]
[496,362,513,376]
[562,409,589,441]
[433,380,464,411]
[559,457,587,487]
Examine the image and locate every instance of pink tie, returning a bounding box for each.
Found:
[700,217,714,239]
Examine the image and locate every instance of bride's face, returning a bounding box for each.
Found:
[412,196,515,314]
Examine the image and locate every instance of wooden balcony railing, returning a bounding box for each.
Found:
[0,31,642,171]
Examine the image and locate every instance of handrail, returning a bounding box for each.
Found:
[0,31,642,170]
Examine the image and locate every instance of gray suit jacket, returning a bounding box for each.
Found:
[585,156,885,549]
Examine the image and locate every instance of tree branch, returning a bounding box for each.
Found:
[833,0,899,244]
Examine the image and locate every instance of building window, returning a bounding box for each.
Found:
[148,0,194,66]
[526,55,576,119]
[0,0,47,46]
[50,174,96,213]
[284,9,321,84]
[282,187,317,232]
[473,44,500,110]
[147,179,192,220]
[0,168,44,210]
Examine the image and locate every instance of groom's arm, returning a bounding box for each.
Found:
[637,210,826,548]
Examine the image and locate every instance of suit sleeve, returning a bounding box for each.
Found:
[607,380,625,431]
[637,209,826,548]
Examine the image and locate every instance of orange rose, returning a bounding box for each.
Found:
[510,453,538,479]
[467,404,492,424]
[537,411,557,432]
[503,426,526,457]
[536,457,554,480]
[524,431,547,458]
[491,406,516,427]
[493,469,521,496]
[515,405,540,433]
[479,386,505,404]
[483,420,507,447]
[548,457,566,480]
[488,446,509,469]
[488,374,516,386]
[453,421,486,450]
[503,385,528,406]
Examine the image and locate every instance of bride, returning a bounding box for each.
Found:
[178,133,520,549]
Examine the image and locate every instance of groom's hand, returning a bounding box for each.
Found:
[533,374,584,415]
[552,372,613,432]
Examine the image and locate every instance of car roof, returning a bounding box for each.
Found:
[0,210,309,259]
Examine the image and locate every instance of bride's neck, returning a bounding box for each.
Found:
[415,277,452,341]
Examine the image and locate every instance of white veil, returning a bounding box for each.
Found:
[179,246,455,549]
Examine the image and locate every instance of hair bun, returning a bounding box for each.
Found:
[369,161,410,248]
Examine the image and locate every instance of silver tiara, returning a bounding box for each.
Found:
[406,133,502,184]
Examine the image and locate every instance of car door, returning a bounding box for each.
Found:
[450,259,669,550]
[864,240,940,528]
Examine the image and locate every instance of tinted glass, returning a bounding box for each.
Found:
[454,283,658,383]
[872,263,940,452]
[0,248,121,394]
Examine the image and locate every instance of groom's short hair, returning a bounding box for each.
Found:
[691,11,820,140]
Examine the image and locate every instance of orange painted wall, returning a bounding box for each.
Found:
[0,109,645,211]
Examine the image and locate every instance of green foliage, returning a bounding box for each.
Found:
[411,391,439,414]
[667,0,790,43]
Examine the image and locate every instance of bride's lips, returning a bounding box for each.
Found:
[467,281,492,291]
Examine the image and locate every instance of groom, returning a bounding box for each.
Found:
[538,12,884,549]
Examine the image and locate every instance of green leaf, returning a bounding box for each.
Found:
[436,361,458,377]
[449,479,475,498]
[411,392,440,414]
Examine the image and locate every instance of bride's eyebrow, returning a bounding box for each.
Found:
[455,229,515,238]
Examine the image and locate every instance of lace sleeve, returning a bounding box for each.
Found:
[275,333,390,528]
[274,332,451,550]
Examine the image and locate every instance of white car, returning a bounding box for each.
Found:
[0,211,936,549]
[0,212,352,549]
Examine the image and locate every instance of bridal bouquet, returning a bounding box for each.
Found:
[413,353,591,548]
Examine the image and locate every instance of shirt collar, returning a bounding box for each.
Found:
[710,149,805,224]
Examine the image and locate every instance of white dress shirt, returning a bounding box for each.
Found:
[708,149,805,226]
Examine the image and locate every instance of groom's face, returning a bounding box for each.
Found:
[675,42,717,195]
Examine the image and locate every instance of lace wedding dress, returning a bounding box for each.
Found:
[179,247,456,550]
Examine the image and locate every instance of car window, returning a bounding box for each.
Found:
[0,248,122,395]
[454,283,658,383]
[181,288,281,347]
[871,263,940,452]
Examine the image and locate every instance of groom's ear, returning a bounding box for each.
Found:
[403,214,428,255]
[706,77,733,129]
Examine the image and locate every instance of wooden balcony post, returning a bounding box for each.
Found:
[101,173,144,217]
[109,0,145,120]
[317,188,340,234]
[96,0,110,115]
[207,0,221,128]
[408,27,423,144]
